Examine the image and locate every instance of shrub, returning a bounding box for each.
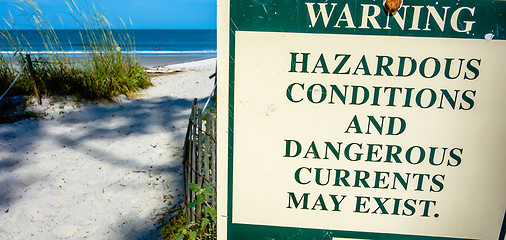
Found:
[0,0,151,101]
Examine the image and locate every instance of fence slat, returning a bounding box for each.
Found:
[196,108,203,219]
[191,105,198,223]
[210,111,217,233]
[204,112,211,219]
[212,112,217,207]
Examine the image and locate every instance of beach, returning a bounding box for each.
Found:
[137,56,215,67]
[0,58,216,239]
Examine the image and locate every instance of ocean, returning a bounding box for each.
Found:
[0,29,216,66]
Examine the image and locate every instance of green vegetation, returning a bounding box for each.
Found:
[0,0,151,101]
[160,183,217,240]
[0,56,16,95]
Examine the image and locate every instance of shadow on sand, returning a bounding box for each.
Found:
[0,95,209,239]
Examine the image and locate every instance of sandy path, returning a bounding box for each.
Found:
[0,59,216,239]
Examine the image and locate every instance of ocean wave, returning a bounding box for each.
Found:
[0,51,89,55]
[135,50,217,54]
[0,50,217,56]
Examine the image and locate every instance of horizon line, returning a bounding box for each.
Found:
[2,28,217,31]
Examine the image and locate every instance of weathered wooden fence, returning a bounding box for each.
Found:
[182,98,217,234]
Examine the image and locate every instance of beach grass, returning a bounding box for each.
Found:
[0,56,15,92]
[0,0,151,101]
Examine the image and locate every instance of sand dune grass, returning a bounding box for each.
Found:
[0,0,150,101]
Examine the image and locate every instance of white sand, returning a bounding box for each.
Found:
[0,58,216,239]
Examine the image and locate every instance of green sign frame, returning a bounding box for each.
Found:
[219,0,506,239]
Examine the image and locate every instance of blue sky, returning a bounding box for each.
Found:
[0,0,217,29]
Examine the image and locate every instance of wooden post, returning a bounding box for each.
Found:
[183,98,197,224]
[183,99,197,225]
[25,54,42,105]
